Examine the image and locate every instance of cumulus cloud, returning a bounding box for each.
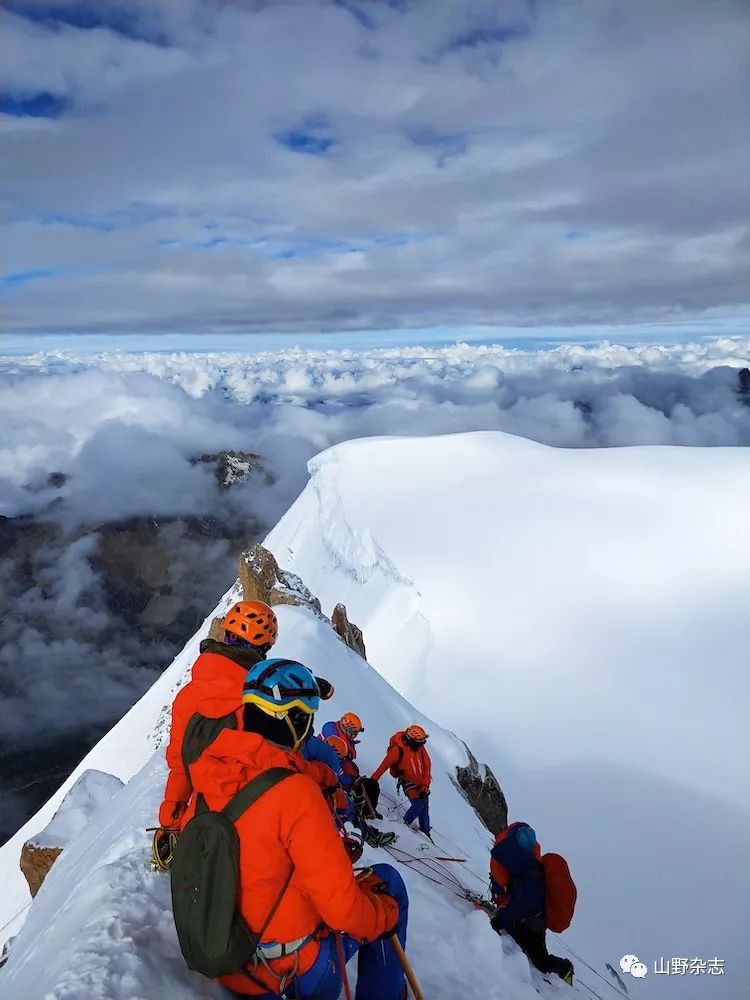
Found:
[1,0,748,334]
[7,338,750,494]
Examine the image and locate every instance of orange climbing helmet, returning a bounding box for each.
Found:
[340,712,364,737]
[404,724,428,744]
[222,600,278,647]
[325,735,350,760]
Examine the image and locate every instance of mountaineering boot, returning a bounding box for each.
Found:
[363,825,397,848]
[561,961,574,986]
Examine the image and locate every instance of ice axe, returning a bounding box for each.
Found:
[390,935,426,1000]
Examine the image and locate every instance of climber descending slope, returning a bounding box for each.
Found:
[489,821,577,986]
[171,657,409,999]
[322,712,383,818]
[371,725,433,838]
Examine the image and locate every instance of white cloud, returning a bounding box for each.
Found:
[3,338,749,523]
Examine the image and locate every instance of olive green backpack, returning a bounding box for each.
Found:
[170,767,294,978]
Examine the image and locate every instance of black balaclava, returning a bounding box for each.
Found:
[243,703,312,749]
[404,735,425,751]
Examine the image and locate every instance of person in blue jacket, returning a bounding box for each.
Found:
[489,822,574,985]
[298,677,344,777]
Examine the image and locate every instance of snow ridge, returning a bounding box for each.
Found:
[308,447,416,589]
[306,445,435,694]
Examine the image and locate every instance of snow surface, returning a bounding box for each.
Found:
[0,604,571,1000]
[266,431,750,999]
[30,770,124,850]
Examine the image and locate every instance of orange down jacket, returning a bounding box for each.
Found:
[371,731,432,795]
[159,640,336,827]
[186,728,395,995]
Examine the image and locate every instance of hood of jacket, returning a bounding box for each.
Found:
[187,640,264,718]
[190,728,303,802]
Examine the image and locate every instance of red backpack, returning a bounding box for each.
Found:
[541,853,577,932]
[387,733,406,777]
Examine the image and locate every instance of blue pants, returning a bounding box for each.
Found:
[404,795,430,834]
[251,864,408,1000]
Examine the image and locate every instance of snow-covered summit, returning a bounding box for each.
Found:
[266,430,750,998]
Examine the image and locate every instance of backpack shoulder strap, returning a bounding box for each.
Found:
[222,767,297,947]
[255,865,294,945]
[182,710,238,774]
[221,767,296,824]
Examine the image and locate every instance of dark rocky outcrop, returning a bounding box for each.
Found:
[92,514,253,640]
[455,744,508,835]
[331,603,367,659]
[194,450,272,489]
[738,367,750,403]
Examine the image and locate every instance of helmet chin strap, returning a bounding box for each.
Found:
[285,710,313,751]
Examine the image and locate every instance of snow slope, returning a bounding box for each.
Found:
[266,431,750,999]
[1,603,563,1000]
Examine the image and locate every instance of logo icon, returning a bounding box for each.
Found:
[621,955,648,979]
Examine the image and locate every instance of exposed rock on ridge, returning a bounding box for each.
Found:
[237,544,367,659]
[331,603,367,659]
[194,450,272,489]
[19,845,62,899]
[454,744,508,835]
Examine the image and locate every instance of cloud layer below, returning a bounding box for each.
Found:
[4,337,750,520]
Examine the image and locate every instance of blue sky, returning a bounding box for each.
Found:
[1,0,748,340]
[5,317,748,357]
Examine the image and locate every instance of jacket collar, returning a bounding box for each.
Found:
[199,637,265,671]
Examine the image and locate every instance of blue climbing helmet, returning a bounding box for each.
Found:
[515,824,537,852]
[242,658,321,717]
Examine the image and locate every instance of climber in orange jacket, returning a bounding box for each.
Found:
[157,600,335,829]
[371,725,432,836]
[183,657,409,998]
